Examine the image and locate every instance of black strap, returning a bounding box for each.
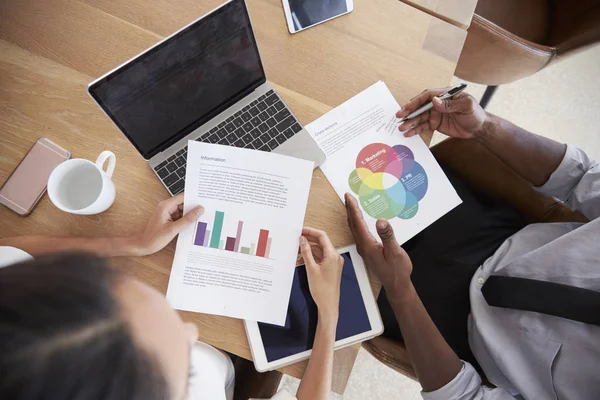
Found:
[482,275,600,327]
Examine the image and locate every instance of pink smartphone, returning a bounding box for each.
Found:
[0,138,71,216]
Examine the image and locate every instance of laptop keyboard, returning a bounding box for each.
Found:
[153,90,303,195]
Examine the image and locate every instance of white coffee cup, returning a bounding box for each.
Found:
[48,151,116,215]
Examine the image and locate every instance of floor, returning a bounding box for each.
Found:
[279,43,600,399]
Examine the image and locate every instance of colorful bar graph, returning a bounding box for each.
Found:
[225,237,236,251]
[210,211,225,249]
[192,210,274,259]
[265,238,272,259]
[234,221,243,252]
[256,229,269,257]
[194,222,208,246]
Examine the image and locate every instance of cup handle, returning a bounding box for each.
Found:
[95,151,116,178]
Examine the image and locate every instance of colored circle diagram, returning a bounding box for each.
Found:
[348,143,428,220]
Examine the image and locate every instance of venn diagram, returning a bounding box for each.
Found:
[348,143,428,220]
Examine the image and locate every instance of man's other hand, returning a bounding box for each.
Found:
[396,88,487,139]
[345,193,413,301]
[133,193,204,256]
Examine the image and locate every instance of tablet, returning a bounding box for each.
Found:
[281,0,354,34]
[245,245,383,372]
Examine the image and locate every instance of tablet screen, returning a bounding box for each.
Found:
[287,0,348,32]
[258,252,371,362]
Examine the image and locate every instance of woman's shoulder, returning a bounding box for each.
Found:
[0,246,33,269]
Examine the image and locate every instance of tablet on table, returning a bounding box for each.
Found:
[245,245,383,372]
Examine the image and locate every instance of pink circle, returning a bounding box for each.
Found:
[384,158,403,179]
[355,143,393,173]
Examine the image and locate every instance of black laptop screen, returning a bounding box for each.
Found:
[89,0,265,159]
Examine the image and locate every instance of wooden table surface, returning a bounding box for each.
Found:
[399,0,479,30]
[0,0,468,394]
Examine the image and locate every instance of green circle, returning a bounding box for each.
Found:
[359,189,396,219]
[348,169,363,195]
[358,182,375,196]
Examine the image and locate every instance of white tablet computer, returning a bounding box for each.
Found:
[245,245,383,372]
[281,0,354,34]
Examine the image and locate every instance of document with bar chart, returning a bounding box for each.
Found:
[192,213,275,259]
[166,141,314,325]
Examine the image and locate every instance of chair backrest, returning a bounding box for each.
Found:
[475,0,551,44]
[550,0,600,57]
[456,0,600,85]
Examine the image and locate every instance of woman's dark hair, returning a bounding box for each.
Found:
[0,252,169,400]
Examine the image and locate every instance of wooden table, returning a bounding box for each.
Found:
[399,0,478,29]
[0,0,468,394]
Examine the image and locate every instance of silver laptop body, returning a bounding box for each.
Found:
[88,0,325,195]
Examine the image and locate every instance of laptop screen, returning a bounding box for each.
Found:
[89,0,265,159]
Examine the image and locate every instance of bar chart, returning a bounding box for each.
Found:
[193,211,274,259]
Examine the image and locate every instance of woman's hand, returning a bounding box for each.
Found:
[296,231,342,399]
[299,227,344,325]
[132,193,204,256]
[396,88,488,139]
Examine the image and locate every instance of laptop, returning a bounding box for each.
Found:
[88,0,325,195]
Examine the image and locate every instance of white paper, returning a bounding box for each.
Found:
[306,81,462,245]
[166,141,314,325]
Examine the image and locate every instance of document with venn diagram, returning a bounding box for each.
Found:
[306,81,462,244]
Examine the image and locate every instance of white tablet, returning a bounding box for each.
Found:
[245,245,383,372]
[281,0,354,34]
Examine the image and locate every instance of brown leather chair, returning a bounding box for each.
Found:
[233,358,283,400]
[362,137,589,383]
[455,0,600,106]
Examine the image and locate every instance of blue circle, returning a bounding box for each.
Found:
[400,161,428,201]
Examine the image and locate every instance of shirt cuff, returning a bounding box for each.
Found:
[421,362,481,400]
[535,145,593,201]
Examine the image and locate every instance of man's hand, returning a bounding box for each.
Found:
[132,193,204,256]
[345,193,413,301]
[396,88,487,139]
[299,227,344,325]
[347,191,466,392]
